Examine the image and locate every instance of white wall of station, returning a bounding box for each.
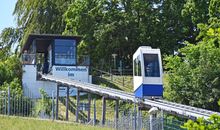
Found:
[22,65,91,98]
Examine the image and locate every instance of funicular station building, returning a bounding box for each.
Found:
[21,34,91,98]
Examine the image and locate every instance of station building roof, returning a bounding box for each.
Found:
[21,34,82,53]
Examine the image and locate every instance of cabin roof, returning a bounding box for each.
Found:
[21,34,82,53]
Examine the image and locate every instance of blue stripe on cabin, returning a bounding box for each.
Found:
[134,84,163,98]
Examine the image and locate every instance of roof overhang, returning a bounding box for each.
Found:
[21,34,82,53]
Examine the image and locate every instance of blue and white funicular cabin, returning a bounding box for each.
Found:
[21,34,91,98]
[133,46,163,99]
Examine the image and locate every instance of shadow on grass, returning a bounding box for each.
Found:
[59,97,88,122]
[93,76,123,91]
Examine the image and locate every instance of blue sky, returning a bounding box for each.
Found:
[0,0,17,33]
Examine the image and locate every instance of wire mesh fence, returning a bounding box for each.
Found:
[0,87,186,130]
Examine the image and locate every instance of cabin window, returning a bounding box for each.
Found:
[144,54,160,77]
[134,56,141,76]
[54,39,76,65]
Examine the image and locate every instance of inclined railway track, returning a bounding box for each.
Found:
[41,74,220,119]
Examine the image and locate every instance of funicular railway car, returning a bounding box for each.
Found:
[133,46,163,99]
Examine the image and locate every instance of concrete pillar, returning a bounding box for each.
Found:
[93,98,96,126]
[115,100,119,129]
[75,89,80,122]
[56,85,59,120]
[101,96,106,125]
[87,93,91,122]
[66,86,69,121]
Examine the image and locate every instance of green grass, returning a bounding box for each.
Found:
[0,116,112,130]
[95,75,133,92]
[54,74,135,122]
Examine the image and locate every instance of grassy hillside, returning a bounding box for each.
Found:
[0,116,112,130]
[56,74,134,122]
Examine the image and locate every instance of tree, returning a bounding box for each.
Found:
[0,55,22,95]
[64,0,211,69]
[13,0,73,46]
[0,27,21,59]
[0,55,22,86]
[164,18,220,111]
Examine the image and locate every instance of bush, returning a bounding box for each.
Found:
[34,88,52,118]
[182,114,220,130]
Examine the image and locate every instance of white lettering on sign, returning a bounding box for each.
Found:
[55,67,87,72]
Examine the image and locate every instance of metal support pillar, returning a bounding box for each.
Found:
[115,100,119,129]
[101,96,106,125]
[93,98,96,126]
[87,93,91,122]
[137,106,142,130]
[56,85,59,120]
[133,103,137,130]
[7,86,10,115]
[75,89,80,122]
[161,110,164,130]
[66,86,69,121]
[52,91,55,120]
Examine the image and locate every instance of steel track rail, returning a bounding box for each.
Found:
[41,74,220,119]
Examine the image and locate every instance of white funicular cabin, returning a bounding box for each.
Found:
[21,34,91,98]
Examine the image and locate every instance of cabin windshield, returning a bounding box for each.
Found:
[143,54,160,77]
[54,39,76,65]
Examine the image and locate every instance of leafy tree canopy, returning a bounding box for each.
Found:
[13,0,73,46]
[64,0,203,68]
[0,55,22,94]
[164,16,220,111]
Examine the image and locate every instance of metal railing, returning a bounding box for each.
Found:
[77,55,90,66]
[92,68,133,91]
[21,54,36,65]
[0,88,35,117]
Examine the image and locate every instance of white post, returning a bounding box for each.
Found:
[149,107,159,130]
